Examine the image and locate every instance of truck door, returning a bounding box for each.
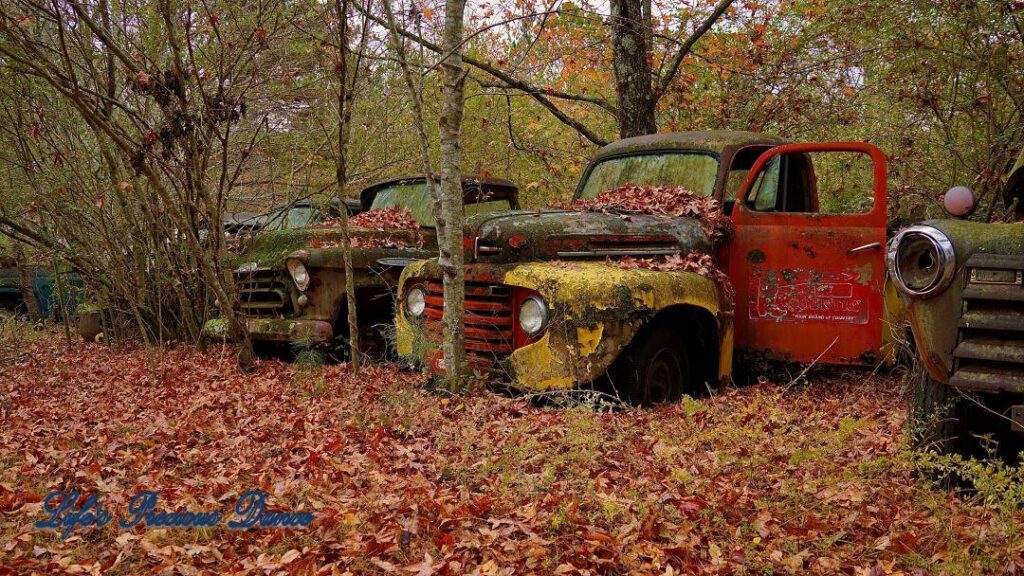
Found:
[728,142,888,365]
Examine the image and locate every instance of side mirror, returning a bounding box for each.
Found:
[943,186,976,217]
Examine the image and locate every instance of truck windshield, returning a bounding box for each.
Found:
[577,152,720,199]
[369,181,513,228]
[261,205,317,230]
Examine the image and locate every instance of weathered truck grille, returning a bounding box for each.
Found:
[950,254,1024,392]
[424,281,514,366]
[234,268,293,318]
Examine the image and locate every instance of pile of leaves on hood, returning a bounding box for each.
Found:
[613,251,734,299]
[3,334,1024,575]
[313,206,421,249]
[348,206,420,231]
[567,184,732,245]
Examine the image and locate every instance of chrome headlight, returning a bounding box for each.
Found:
[405,285,426,319]
[887,225,956,298]
[518,296,548,336]
[286,259,310,292]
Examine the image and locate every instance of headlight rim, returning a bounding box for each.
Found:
[286,258,311,292]
[405,284,427,320]
[886,225,956,299]
[518,295,549,337]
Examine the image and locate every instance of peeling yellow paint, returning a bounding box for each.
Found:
[505,262,729,390]
[400,259,734,392]
[395,312,414,357]
[510,331,574,391]
[577,324,604,356]
[635,288,655,310]
[880,280,905,366]
[502,261,727,318]
[719,320,735,382]
[395,260,433,361]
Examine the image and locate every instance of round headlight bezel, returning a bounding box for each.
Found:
[518,295,548,337]
[405,285,427,319]
[286,259,310,292]
[886,225,956,298]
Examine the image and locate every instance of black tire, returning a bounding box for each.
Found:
[609,327,693,407]
[911,367,969,456]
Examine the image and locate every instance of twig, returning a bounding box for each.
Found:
[0,352,39,366]
[783,337,838,391]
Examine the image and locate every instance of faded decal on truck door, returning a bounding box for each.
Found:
[750,268,869,324]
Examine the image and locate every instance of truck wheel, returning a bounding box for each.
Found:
[610,328,692,407]
[911,367,968,456]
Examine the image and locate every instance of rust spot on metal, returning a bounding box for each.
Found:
[508,233,526,248]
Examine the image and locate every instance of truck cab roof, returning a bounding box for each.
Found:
[591,130,790,159]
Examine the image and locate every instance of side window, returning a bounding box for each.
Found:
[741,150,878,215]
[745,154,812,212]
[812,152,876,214]
[724,146,772,215]
[747,156,782,211]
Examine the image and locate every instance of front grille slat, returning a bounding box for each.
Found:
[959,309,1024,332]
[423,280,514,367]
[962,284,1024,303]
[953,337,1024,365]
[234,269,293,318]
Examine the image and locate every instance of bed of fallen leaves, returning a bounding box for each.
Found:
[2,334,1024,575]
[568,185,732,245]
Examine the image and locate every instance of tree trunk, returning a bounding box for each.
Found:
[439,0,468,382]
[50,257,72,345]
[610,0,657,138]
[335,0,360,371]
[11,241,39,321]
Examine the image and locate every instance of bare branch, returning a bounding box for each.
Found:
[354,0,608,146]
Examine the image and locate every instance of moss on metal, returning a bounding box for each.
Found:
[591,130,788,160]
[203,318,229,337]
[231,229,314,268]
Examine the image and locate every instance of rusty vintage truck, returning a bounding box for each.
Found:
[203,175,518,354]
[889,150,1024,459]
[396,131,903,404]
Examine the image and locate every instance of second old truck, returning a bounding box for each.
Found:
[396,131,904,404]
[204,175,518,355]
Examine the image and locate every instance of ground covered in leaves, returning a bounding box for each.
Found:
[2,334,1024,575]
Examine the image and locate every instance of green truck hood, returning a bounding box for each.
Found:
[463,209,711,263]
[231,227,436,269]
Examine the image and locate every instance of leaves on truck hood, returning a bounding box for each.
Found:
[612,251,734,300]
[347,206,420,231]
[313,207,422,249]
[565,184,732,245]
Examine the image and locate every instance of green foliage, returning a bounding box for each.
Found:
[0,312,44,343]
[915,450,1024,510]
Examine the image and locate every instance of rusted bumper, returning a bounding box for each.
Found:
[202,318,333,345]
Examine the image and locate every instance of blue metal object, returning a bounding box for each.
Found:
[0,267,82,320]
